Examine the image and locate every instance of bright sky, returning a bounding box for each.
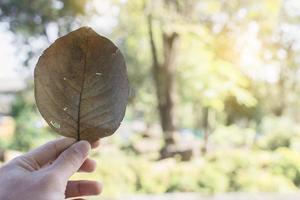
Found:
[0,24,22,79]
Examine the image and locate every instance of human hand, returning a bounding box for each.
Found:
[0,138,102,200]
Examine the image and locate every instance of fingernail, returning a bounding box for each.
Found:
[73,140,91,158]
[96,182,103,194]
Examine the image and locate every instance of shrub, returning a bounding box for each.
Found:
[133,158,173,193]
[235,168,297,192]
[272,148,300,187]
[258,116,300,150]
[210,125,256,149]
[72,148,137,198]
[197,163,230,194]
[9,108,56,151]
[167,161,202,192]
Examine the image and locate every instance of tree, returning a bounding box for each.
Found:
[147,12,178,155]
[3,0,300,157]
[146,0,198,156]
[0,0,89,66]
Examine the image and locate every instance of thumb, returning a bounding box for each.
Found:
[48,140,91,181]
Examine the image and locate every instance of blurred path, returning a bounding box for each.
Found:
[100,193,300,200]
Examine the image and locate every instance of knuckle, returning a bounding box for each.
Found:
[63,148,82,168]
[9,156,24,165]
[48,141,59,157]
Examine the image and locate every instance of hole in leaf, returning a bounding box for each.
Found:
[50,120,61,129]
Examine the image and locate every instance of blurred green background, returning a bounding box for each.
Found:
[1,0,300,199]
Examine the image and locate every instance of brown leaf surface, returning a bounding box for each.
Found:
[34,27,129,142]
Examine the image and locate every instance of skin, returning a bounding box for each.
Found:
[0,138,102,200]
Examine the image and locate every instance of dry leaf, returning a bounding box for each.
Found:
[34,27,129,142]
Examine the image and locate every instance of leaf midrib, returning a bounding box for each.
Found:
[77,34,89,141]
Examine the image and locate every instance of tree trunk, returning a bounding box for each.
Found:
[274,74,285,116]
[201,107,209,154]
[147,14,179,156]
[273,45,293,116]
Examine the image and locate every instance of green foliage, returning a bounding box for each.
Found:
[167,162,201,192]
[235,168,296,192]
[257,116,300,150]
[197,163,230,194]
[9,87,56,152]
[210,125,256,148]
[272,148,300,187]
[0,0,88,37]
[71,146,300,198]
[0,138,8,150]
[10,90,34,116]
[2,0,300,198]
[72,148,138,197]
[9,108,56,151]
[202,150,297,193]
